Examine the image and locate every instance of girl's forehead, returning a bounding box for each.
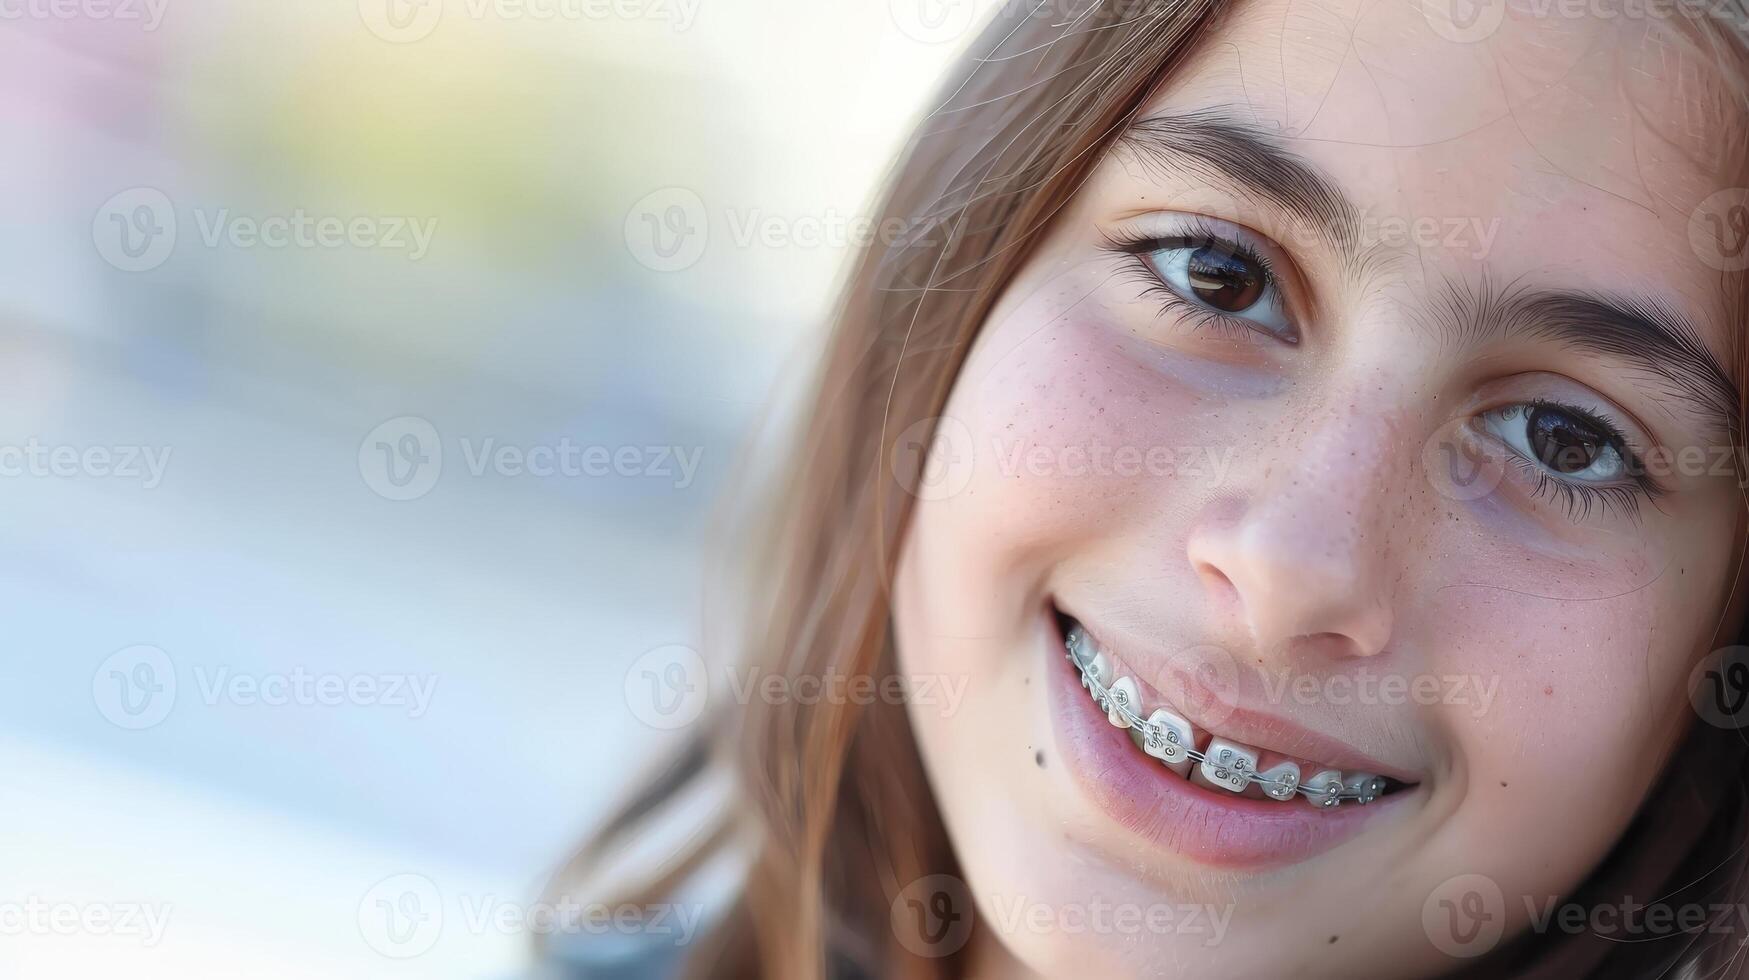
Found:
[1154,0,1746,209]
[1130,0,1748,351]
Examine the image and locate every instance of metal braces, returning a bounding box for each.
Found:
[1064,635,1385,807]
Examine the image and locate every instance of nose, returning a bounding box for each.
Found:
[1186,406,1402,662]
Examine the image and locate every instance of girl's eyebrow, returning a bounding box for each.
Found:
[1429,283,1741,443]
[1117,108,1742,444]
[1116,108,1363,255]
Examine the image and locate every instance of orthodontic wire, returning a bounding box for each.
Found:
[1064,637,1385,806]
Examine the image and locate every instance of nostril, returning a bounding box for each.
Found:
[1193,559,1239,601]
[1287,632,1366,661]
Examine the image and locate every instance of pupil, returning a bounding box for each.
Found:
[1527,406,1603,474]
[1186,246,1264,312]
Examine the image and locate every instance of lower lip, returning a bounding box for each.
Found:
[1045,610,1398,871]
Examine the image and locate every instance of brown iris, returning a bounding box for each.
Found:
[1184,245,1266,312]
[1527,406,1606,474]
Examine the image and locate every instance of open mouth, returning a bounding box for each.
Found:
[1045,601,1423,869]
[1053,607,1415,809]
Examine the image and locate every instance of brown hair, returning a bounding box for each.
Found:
[555,2,1749,977]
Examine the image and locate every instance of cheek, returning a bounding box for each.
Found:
[898,292,1229,631]
[1420,559,1702,831]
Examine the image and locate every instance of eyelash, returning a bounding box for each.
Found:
[1496,398,1665,521]
[1101,220,1667,524]
[1101,220,1288,342]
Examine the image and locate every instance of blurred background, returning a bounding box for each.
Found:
[0,1,1000,976]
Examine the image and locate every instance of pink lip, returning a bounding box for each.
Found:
[1046,608,1411,871]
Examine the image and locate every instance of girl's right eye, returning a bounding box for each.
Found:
[1108,221,1301,344]
[1142,240,1297,342]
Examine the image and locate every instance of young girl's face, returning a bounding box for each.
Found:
[892,2,1746,976]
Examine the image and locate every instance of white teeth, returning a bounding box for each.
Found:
[1084,650,1114,691]
[1257,761,1301,801]
[1198,737,1258,794]
[1105,676,1139,728]
[1067,625,1097,667]
[1065,620,1394,806]
[1344,772,1384,803]
[1138,707,1195,771]
[1303,770,1344,808]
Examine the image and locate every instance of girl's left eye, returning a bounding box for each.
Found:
[1480,403,1629,484]
[1141,239,1297,342]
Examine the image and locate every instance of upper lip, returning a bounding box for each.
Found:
[1060,606,1423,784]
[1183,693,1419,783]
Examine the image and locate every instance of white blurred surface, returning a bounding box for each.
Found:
[0,0,997,975]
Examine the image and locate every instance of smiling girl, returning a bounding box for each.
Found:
[562,1,1749,976]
